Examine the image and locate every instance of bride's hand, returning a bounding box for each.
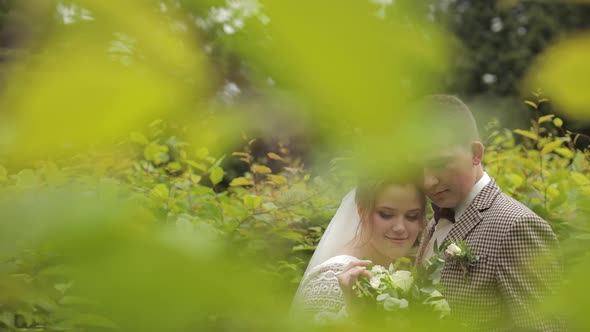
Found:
[336,260,372,304]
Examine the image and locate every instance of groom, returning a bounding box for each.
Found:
[415,95,563,331]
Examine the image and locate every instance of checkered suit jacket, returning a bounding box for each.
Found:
[416,178,563,331]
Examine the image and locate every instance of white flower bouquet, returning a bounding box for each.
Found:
[352,257,450,321]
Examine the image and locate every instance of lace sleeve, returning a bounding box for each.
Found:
[292,260,350,323]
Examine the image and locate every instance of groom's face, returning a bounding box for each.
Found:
[423,145,478,209]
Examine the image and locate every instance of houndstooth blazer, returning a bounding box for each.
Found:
[416,178,564,331]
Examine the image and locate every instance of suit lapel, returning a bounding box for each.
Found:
[444,204,481,244]
[443,179,501,244]
[415,219,436,265]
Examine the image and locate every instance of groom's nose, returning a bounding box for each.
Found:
[423,170,439,190]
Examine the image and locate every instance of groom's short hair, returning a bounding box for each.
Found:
[416,94,481,147]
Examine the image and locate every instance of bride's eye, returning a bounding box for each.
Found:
[406,214,420,221]
[378,211,394,219]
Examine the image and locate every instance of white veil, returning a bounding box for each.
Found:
[291,188,361,312]
[302,188,361,277]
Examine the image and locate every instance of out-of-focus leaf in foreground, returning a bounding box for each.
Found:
[235,0,452,168]
[525,33,590,121]
[0,0,208,163]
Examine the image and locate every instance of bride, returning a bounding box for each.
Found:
[291,174,426,322]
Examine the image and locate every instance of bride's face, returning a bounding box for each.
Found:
[366,184,424,260]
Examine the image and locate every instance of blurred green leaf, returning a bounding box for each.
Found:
[209,166,224,185]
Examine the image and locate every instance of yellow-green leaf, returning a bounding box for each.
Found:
[541,140,563,154]
[150,184,169,199]
[230,177,254,186]
[190,175,201,184]
[184,160,207,172]
[538,114,555,124]
[555,148,574,158]
[251,164,272,174]
[144,143,169,165]
[130,132,149,145]
[571,172,590,186]
[243,195,262,209]
[267,152,283,161]
[524,100,538,109]
[553,118,563,128]
[166,162,182,172]
[209,166,224,185]
[268,174,287,185]
[513,129,538,141]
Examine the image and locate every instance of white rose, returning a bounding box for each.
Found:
[390,270,414,293]
[445,243,462,256]
[371,265,387,274]
[432,299,451,318]
[383,297,409,311]
[369,276,382,289]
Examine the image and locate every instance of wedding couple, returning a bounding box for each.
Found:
[292,95,563,330]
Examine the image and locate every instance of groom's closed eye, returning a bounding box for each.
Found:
[425,156,454,170]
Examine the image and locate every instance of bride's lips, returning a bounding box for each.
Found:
[385,236,408,244]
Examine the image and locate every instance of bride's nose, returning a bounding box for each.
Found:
[391,219,407,234]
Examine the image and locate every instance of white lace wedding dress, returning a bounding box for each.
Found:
[291,255,360,322]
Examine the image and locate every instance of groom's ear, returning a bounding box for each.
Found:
[471,141,484,166]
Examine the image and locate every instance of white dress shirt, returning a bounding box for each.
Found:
[423,172,491,261]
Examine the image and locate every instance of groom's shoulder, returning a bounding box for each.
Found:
[488,191,539,220]
[484,191,553,233]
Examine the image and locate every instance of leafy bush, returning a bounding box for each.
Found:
[0,98,589,330]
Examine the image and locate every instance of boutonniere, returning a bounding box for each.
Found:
[445,241,479,282]
[434,240,479,282]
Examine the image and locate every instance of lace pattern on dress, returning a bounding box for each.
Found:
[292,255,359,322]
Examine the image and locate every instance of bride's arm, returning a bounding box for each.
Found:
[292,261,367,323]
[292,259,372,321]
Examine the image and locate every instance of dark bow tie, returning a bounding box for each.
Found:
[432,204,455,223]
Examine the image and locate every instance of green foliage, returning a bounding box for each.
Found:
[0,116,350,330]
[1,96,588,330]
[485,95,590,245]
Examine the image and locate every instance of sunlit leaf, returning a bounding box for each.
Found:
[209,166,224,185]
[230,177,254,187]
[524,100,538,109]
[555,148,574,158]
[538,114,555,124]
[150,184,169,200]
[541,140,563,154]
[513,129,539,141]
[144,143,170,165]
[267,152,283,161]
[243,195,262,209]
[251,164,272,174]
